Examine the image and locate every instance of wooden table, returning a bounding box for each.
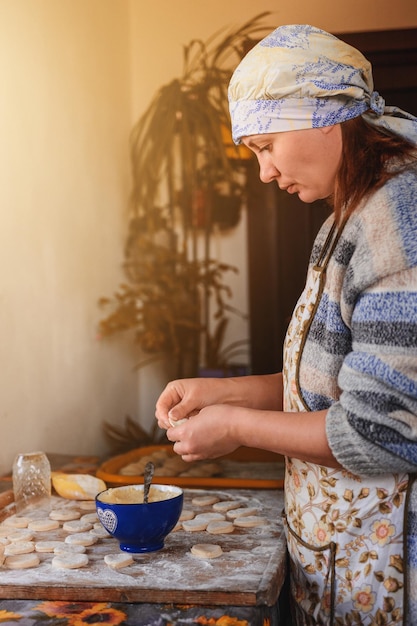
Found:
[0,454,289,625]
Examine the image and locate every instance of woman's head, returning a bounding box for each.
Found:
[229,24,417,216]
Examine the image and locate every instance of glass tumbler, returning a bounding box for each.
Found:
[12,451,51,512]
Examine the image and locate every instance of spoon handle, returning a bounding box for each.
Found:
[143,461,155,503]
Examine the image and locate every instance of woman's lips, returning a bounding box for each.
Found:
[281,183,297,194]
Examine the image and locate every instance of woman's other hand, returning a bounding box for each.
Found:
[155,377,226,430]
[165,404,241,462]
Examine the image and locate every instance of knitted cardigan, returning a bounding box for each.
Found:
[297,159,417,624]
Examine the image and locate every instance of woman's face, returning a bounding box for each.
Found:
[241,125,342,204]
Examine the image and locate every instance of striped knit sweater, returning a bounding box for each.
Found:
[298,159,417,477]
[297,158,417,624]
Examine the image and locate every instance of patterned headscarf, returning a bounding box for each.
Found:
[228,24,417,145]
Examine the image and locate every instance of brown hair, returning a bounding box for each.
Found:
[333,116,416,223]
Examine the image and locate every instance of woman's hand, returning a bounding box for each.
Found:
[155,373,284,430]
[165,404,242,462]
[155,377,229,430]
[166,404,340,468]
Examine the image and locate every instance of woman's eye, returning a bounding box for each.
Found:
[259,144,271,153]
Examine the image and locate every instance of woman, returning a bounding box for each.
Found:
[155,25,417,625]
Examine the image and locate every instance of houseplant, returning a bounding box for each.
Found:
[98,14,272,450]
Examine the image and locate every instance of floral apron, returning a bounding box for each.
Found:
[282,222,408,625]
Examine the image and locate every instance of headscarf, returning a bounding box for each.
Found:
[228,24,417,145]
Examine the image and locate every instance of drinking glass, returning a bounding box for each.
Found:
[12,451,51,512]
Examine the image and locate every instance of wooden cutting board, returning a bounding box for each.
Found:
[0,489,286,607]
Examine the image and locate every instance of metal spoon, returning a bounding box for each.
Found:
[143,461,155,504]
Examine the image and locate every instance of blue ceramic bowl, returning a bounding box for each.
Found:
[96,484,183,553]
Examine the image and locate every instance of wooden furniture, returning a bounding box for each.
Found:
[0,454,288,625]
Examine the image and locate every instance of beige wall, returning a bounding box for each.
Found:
[0,0,138,474]
[0,0,416,474]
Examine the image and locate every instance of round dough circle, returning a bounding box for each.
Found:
[206,520,234,534]
[194,512,225,522]
[104,553,134,569]
[79,500,96,510]
[54,544,86,555]
[80,513,99,524]
[50,508,81,522]
[179,509,195,522]
[8,530,34,542]
[35,540,65,553]
[90,525,110,538]
[168,416,188,427]
[52,553,89,569]
[191,495,220,507]
[63,520,93,533]
[190,543,223,558]
[28,519,60,532]
[213,500,242,513]
[226,507,259,520]
[3,516,29,528]
[182,518,210,532]
[233,515,267,528]
[65,532,97,546]
[5,541,35,556]
[6,553,40,569]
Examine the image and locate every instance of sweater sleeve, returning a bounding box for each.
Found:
[326,167,417,476]
[326,267,417,475]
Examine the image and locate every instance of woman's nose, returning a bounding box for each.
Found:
[258,156,279,184]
